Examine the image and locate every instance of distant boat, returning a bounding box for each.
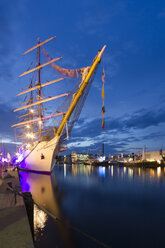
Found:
[13,37,106,173]
[84,155,109,166]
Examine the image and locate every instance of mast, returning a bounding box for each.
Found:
[55,45,106,138]
[14,36,66,146]
[38,38,42,142]
[30,81,34,145]
[13,37,105,150]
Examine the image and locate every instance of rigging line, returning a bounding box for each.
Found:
[51,76,82,118]
[30,64,37,85]
[66,121,69,140]
[62,71,95,140]
[44,77,82,135]
[42,120,47,134]
[26,61,33,72]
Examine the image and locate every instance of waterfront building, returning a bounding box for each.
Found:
[142,150,165,162]
[113,153,141,163]
[71,151,92,164]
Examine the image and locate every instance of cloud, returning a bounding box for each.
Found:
[1,142,17,156]
[66,107,165,154]
[0,1,13,80]
[0,101,16,140]
[141,131,165,141]
[158,9,165,19]
[73,108,163,139]
[2,103,165,155]
[124,108,165,130]
[67,131,129,154]
[76,1,126,35]
[0,0,27,82]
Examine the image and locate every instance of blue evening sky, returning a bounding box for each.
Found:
[0,0,165,155]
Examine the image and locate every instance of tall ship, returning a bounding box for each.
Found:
[12,37,106,173]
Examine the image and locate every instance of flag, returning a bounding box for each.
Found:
[102,103,105,116]
[102,117,105,130]
[101,67,105,131]
[102,67,105,83]
[102,84,104,99]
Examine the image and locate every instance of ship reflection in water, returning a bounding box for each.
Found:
[19,164,165,248]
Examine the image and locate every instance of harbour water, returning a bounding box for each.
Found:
[19,165,165,248]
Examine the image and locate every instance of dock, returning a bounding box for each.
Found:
[0,166,34,248]
[116,161,165,168]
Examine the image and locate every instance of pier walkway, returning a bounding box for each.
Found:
[0,166,34,248]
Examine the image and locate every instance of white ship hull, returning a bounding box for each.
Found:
[18,137,60,173]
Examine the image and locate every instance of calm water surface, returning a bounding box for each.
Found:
[19,165,165,248]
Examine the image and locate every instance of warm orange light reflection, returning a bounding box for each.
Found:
[157,167,161,178]
[34,204,47,236]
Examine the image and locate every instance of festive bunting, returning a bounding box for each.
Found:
[42,46,81,78]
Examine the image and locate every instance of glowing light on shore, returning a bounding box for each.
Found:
[97,156,105,162]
